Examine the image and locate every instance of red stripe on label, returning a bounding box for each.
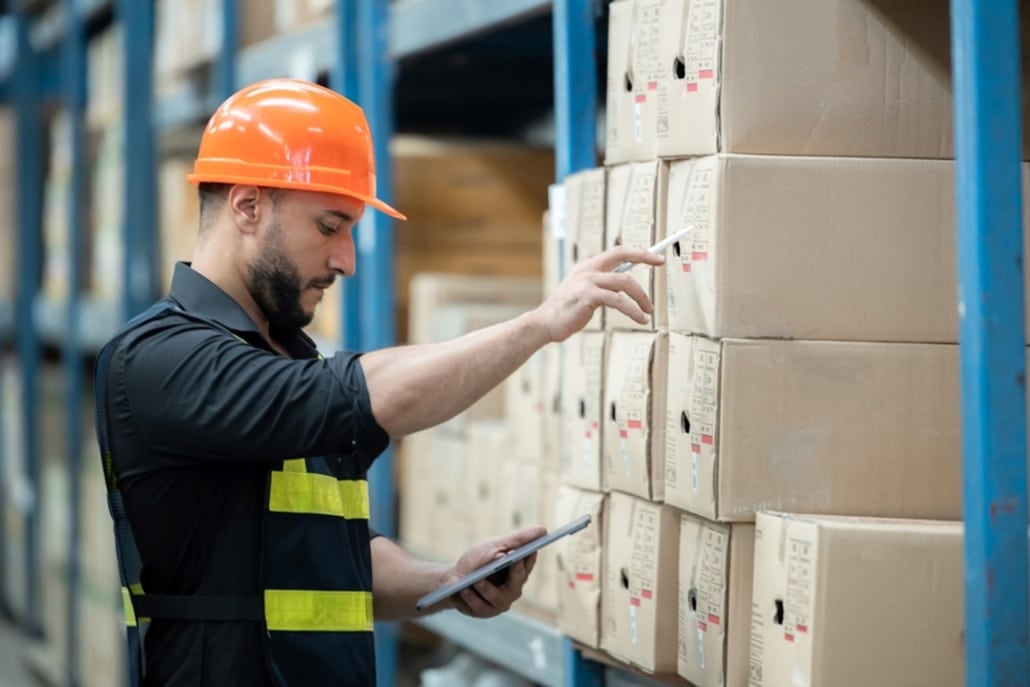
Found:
[699,69,714,79]
[687,82,698,92]
[635,94,647,103]
[647,81,658,90]
[619,430,628,439]
[682,263,692,272]
[576,573,595,582]
[630,597,641,607]
[593,421,599,429]
[691,251,709,261]
[692,443,701,453]
[585,431,592,439]
[641,589,653,599]
[785,633,795,643]
[797,624,808,634]
[702,434,714,445]
[698,621,708,632]
[708,613,721,625]
[628,420,643,430]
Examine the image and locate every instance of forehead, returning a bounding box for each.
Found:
[278,188,366,219]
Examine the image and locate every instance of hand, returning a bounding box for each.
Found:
[443,526,546,619]
[532,245,665,343]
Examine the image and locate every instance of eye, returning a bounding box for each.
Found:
[318,221,340,236]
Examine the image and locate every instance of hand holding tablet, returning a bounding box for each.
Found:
[415,514,592,612]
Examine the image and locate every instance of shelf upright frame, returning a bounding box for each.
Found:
[12,6,46,639]
[118,0,157,321]
[553,1,603,681]
[61,0,89,683]
[332,0,363,354]
[949,1,1030,685]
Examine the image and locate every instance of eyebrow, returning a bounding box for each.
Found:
[323,210,355,223]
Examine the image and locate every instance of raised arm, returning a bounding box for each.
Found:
[360,246,664,438]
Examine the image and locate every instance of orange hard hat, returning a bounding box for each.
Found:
[186,78,405,220]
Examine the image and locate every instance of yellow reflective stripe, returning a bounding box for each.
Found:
[122,587,137,627]
[129,582,143,595]
[264,590,373,632]
[282,458,307,473]
[269,472,369,520]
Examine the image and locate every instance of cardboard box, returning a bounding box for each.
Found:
[650,0,1030,159]
[540,343,563,477]
[159,157,201,292]
[86,25,123,128]
[556,486,605,648]
[520,471,560,613]
[601,492,679,673]
[90,125,124,301]
[0,110,13,301]
[664,154,1030,342]
[750,512,968,687]
[602,331,668,501]
[428,430,474,562]
[663,334,1027,522]
[464,421,512,545]
[563,168,607,331]
[678,514,754,687]
[560,332,605,491]
[605,0,664,164]
[275,0,332,33]
[393,137,552,342]
[398,430,439,555]
[504,351,546,466]
[406,273,542,346]
[605,161,668,332]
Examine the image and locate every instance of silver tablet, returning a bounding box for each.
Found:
[414,513,592,612]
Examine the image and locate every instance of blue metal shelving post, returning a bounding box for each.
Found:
[949,1,1030,685]
[217,0,237,100]
[356,1,400,682]
[12,8,45,639]
[332,0,363,353]
[62,1,89,683]
[553,2,601,682]
[119,0,158,320]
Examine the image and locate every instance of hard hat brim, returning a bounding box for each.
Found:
[185,172,407,221]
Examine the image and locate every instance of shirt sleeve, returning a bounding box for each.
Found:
[113,319,389,464]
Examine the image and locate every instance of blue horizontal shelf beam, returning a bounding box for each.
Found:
[949,0,1030,685]
[27,0,111,51]
[238,0,552,85]
[391,0,551,58]
[415,610,566,687]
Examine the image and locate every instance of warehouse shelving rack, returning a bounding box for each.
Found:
[0,0,1026,686]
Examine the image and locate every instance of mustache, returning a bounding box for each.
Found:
[307,275,337,290]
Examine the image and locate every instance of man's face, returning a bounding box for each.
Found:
[245,189,364,330]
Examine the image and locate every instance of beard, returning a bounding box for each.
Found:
[246,221,334,331]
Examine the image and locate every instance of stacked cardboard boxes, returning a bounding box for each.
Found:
[576,0,1030,682]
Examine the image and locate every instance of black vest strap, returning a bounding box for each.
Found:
[132,594,263,622]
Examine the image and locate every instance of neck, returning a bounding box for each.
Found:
[191,239,274,343]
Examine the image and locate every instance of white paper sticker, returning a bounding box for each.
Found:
[691,452,699,492]
[629,603,638,645]
[634,101,643,143]
[697,625,706,670]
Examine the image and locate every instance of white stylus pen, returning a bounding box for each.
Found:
[613,225,695,273]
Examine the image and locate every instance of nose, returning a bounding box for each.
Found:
[327,230,357,277]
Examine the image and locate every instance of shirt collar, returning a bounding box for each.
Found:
[167,262,319,358]
[168,262,263,335]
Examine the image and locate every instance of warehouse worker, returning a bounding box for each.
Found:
[94,78,662,687]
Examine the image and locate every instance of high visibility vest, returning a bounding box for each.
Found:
[95,301,377,686]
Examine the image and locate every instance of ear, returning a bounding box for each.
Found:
[226,185,266,234]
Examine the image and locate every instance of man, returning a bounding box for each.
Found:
[95,79,663,686]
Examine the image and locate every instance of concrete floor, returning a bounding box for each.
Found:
[0,618,44,687]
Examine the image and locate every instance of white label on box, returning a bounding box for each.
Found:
[684,0,719,94]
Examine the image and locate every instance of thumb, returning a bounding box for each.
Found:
[491,525,547,552]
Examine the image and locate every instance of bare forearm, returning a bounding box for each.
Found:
[370,537,452,621]
[360,310,551,438]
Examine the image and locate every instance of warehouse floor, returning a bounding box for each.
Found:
[0,618,42,687]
